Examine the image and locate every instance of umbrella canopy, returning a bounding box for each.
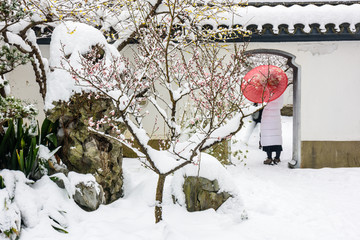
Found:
[241,65,288,103]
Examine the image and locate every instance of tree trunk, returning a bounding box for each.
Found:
[155,174,166,223]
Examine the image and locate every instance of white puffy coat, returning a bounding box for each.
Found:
[260,95,284,147]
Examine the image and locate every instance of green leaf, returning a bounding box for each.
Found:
[41,118,51,142]
[36,120,42,146]
[17,149,24,171]
[49,176,59,182]
[0,175,5,189]
[20,137,26,149]
[51,225,68,234]
[0,120,14,157]
[16,118,23,140]
[46,133,58,147]
[25,137,38,175]
[11,148,18,169]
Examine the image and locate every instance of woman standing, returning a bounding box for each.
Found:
[260,94,284,165]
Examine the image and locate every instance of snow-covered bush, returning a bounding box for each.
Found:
[0,185,21,240]
[0,96,37,123]
[0,169,107,237]
[0,44,31,78]
[0,169,70,235]
[0,170,32,239]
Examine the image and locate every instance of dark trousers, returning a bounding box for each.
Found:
[263,145,282,159]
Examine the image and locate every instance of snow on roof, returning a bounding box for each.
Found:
[204,3,360,35]
[248,0,356,4]
[36,1,360,45]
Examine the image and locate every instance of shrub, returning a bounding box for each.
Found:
[0,117,60,179]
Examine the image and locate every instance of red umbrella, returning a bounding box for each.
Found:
[241,65,288,103]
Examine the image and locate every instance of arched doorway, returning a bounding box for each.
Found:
[244,49,301,168]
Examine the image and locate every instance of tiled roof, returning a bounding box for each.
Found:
[248,1,359,7]
[202,2,360,42]
[37,1,360,44]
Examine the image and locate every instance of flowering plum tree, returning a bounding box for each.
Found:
[59,0,264,223]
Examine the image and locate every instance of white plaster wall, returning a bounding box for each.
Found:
[248,41,360,141]
[7,41,360,142]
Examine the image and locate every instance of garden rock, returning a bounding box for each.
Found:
[47,93,124,203]
[73,180,105,211]
[50,172,105,211]
[183,176,232,212]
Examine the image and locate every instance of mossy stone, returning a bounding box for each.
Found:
[47,93,124,204]
[183,176,231,212]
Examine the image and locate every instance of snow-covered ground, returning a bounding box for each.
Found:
[11,117,360,239]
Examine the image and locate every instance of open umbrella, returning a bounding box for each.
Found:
[241,65,288,103]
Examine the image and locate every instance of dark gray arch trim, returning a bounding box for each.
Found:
[245,49,301,168]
